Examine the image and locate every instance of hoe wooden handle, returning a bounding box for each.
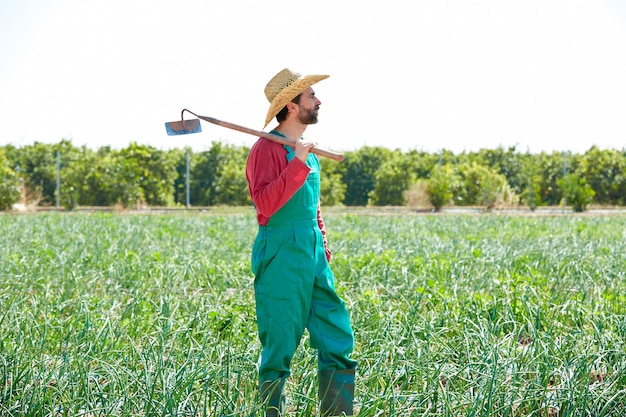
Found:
[187,111,344,162]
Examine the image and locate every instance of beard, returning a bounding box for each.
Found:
[298,105,319,125]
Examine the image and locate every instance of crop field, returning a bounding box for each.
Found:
[1,211,626,416]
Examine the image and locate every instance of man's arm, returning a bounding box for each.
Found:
[246,139,310,219]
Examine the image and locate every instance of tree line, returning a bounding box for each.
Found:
[1,139,625,212]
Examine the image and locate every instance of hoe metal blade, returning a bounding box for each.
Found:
[165,119,202,135]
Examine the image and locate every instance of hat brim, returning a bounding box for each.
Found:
[264,74,329,128]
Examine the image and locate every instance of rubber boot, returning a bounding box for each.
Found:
[318,369,355,416]
[259,379,286,417]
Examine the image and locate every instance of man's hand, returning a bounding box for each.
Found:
[295,139,315,163]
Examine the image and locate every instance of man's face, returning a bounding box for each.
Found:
[295,87,321,125]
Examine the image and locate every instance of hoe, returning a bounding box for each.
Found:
[165,109,344,162]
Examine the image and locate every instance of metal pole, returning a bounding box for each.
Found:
[56,151,61,209]
[528,175,532,210]
[562,151,567,213]
[185,151,190,209]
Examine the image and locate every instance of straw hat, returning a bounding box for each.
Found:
[263,68,329,127]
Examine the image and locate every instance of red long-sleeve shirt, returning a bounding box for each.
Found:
[245,137,331,260]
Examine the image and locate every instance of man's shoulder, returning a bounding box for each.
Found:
[250,138,286,155]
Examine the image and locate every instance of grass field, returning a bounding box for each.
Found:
[1,211,626,416]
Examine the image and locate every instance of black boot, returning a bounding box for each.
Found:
[259,379,286,417]
[318,369,355,416]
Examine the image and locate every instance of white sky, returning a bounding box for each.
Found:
[1,0,626,154]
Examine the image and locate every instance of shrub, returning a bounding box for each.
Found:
[0,150,20,210]
[427,164,457,211]
[404,179,431,208]
[456,162,517,210]
[558,174,595,212]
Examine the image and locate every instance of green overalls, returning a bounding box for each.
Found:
[251,144,356,415]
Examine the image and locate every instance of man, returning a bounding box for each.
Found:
[246,68,357,416]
